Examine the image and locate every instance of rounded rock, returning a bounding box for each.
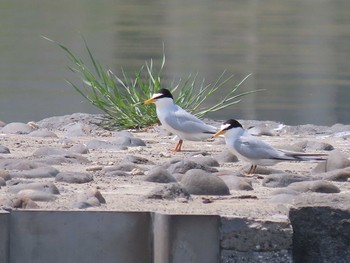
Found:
[56,172,93,184]
[144,166,177,183]
[181,169,230,195]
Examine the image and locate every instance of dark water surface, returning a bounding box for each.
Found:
[1,0,350,125]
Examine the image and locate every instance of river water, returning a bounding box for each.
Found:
[1,0,349,125]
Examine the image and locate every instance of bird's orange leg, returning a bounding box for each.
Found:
[169,139,183,152]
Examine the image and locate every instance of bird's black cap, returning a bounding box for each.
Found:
[155,89,173,99]
[223,119,243,130]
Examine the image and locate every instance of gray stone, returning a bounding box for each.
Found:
[219,175,253,191]
[103,163,139,173]
[104,170,130,177]
[32,146,71,157]
[114,136,146,147]
[63,123,90,137]
[189,156,220,167]
[313,150,350,173]
[167,160,218,174]
[317,168,350,181]
[0,122,34,134]
[29,129,58,138]
[0,169,10,181]
[0,144,10,154]
[144,166,177,183]
[290,206,350,263]
[37,113,105,131]
[248,125,274,136]
[262,173,312,188]
[181,169,230,195]
[85,139,127,150]
[125,155,154,165]
[68,144,89,154]
[146,183,191,200]
[17,190,57,202]
[0,196,40,209]
[74,188,106,208]
[241,165,284,175]
[0,159,44,170]
[9,166,59,179]
[287,180,340,193]
[212,149,239,163]
[0,177,5,186]
[294,140,334,151]
[56,172,93,184]
[10,182,60,194]
[35,153,90,165]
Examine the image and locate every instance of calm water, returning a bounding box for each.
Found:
[1,0,350,126]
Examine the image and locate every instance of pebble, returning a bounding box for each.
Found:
[104,170,130,177]
[241,165,284,175]
[113,136,146,147]
[146,183,191,200]
[144,166,177,183]
[181,169,230,195]
[55,172,93,184]
[0,122,34,134]
[0,144,10,154]
[167,160,218,174]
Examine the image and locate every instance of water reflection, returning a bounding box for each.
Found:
[0,0,349,125]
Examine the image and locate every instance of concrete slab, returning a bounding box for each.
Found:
[153,213,220,263]
[0,211,9,263]
[9,211,152,263]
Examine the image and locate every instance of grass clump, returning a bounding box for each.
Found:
[44,37,260,130]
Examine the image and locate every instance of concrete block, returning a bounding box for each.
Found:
[221,249,292,263]
[0,211,9,263]
[220,217,292,252]
[9,211,152,263]
[154,213,220,263]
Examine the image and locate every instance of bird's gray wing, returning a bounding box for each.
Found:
[164,106,217,134]
[235,135,293,160]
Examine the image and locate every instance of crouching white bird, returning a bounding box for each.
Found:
[144,88,217,152]
[212,119,327,174]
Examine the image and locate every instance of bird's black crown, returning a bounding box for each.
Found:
[156,89,173,99]
[223,119,243,130]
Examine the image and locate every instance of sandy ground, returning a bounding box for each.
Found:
[0,119,349,220]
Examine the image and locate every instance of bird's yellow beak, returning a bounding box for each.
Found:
[144,97,156,104]
[212,129,225,139]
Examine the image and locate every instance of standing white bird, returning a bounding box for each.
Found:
[144,89,217,152]
[212,119,327,174]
